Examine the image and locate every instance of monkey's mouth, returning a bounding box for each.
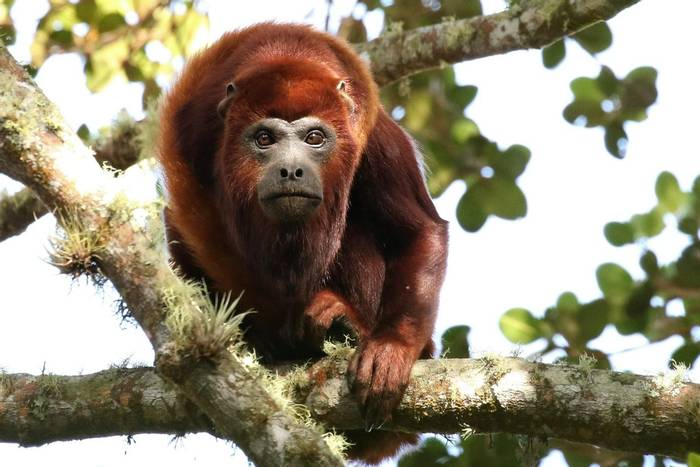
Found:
[262,191,323,202]
[258,191,323,223]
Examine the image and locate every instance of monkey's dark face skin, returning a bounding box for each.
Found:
[245,117,337,224]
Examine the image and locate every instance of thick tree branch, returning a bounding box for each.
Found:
[0,45,342,467]
[2,358,699,459]
[0,367,213,446]
[360,0,642,85]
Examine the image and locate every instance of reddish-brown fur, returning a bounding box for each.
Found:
[159,23,448,463]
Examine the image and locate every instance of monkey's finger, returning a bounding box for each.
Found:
[345,348,362,389]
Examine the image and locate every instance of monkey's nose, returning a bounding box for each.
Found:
[280,168,304,179]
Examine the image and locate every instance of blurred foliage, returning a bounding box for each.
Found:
[2,0,689,466]
[540,20,658,159]
[542,21,613,70]
[0,0,15,45]
[398,434,523,467]
[4,0,207,106]
[381,68,531,232]
[498,171,700,371]
[563,66,658,158]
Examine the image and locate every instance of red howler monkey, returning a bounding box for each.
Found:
[159,22,448,462]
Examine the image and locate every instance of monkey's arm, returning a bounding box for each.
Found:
[346,109,448,428]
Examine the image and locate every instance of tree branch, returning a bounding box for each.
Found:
[0,367,213,446]
[360,0,642,85]
[2,358,699,458]
[0,116,143,243]
[0,187,48,240]
[0,45,342,467]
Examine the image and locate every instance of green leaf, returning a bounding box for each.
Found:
[570,77,605,102]
[450,118,479,143]
[688,452,700,467]
[499,308,542,344]
[76,0,97,23]
[621,66,658,111]
[97,12,125,33]
[471,177,527,220]
[630,207,665,238]
[604,221,634,246]
[625,281,654,318]
[491,145,530,180]
[671,343,700,368]
[49,29,73,47]
[456,189,488,232]
[557,292,579,313]
[604,123,627,158]
[679,217,699,236]
[596,66,619,97]
[542,39,565,69]
[84,38,129,91]
[563,99,605,127]
[573,21,613,55]
[693,176,700,197]
[450,84,478,109]
[596,263,634,305]
[640,250,659,275]
[655,171,684,213]
[76,123,91,142]
[577,299,609,342]
[676,243,700,288]
[441,325,470,358]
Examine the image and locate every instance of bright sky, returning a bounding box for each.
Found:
[1,0,698,466]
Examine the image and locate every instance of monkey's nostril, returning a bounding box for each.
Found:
[295,168,304,178]
[280,168,289,178]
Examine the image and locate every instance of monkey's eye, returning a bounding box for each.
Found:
[304,130,326,147]
[255,130,275,148]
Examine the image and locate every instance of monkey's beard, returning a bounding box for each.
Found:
[221,189,348,304]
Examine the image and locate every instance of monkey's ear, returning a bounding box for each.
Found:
[336,80,355,114]
[217,82,237,120]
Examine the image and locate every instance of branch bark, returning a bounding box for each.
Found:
[2,358,698,458]
[0,367,213,446]
[0,117,143,242]
[0,187,48,240]
[0,45,342,467]
[361,0,642,85]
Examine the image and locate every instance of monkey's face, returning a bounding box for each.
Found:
[216,59,360,227]
[244,117,336,224]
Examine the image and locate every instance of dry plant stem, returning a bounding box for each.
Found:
[0,45,342,467]
[1,358,699,459]
[361,0,642,86]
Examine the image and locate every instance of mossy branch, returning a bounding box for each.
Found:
[0,45,342,467]
[0,114,147,242]
[2,357,699,459]
[360,0,643,85]
[0,187,48,240]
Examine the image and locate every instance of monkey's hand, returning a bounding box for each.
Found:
[346,338,417,431]
[298,289,353,343]
[305,289,349,329]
